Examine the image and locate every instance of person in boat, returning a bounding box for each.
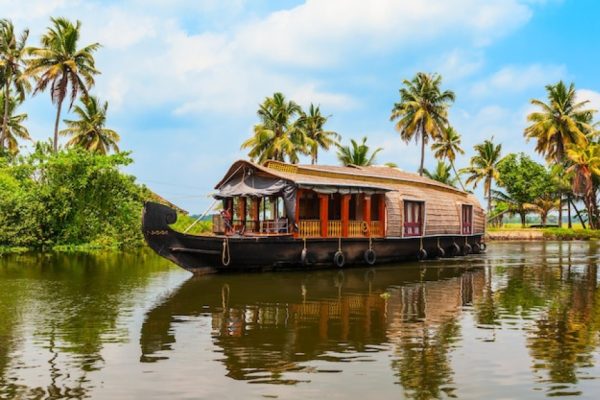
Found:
[220,207,233,233]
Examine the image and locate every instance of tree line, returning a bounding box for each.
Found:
[241,78,599,229]
[0,18,119,156]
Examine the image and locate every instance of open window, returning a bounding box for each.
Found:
[403,201,424,237]
[462,204,473,234]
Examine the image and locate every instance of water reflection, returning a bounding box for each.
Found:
[1,242,600,399]
[140,265,483,394]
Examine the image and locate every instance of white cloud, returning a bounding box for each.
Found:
[577,89,600,112]
[471,64,567,96]
[427,49,485,81]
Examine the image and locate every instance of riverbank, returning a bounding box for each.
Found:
[487,227,600,241]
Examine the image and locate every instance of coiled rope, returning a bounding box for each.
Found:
[222,237,231,266]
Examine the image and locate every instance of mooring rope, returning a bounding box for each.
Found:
[303,237,307,251]
[338,237,342,252]
[419,236,424,251]
[222,237,231,266]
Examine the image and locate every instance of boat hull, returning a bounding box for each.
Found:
[142,202,485,274]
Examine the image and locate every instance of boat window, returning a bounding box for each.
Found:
[403,201,424,237]
[462,204,473,234]
[328,194,341,220]
[299,191,320,219]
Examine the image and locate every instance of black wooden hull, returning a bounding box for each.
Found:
[142,202,485,274]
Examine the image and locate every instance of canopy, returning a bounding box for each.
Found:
[215,173,297,222]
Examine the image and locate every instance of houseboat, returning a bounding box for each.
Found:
[143,160,486,273]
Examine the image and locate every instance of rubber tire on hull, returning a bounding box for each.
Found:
[334,251,345,268]
[364,249,376,265]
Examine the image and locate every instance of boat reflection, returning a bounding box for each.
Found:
[140,264,485,389]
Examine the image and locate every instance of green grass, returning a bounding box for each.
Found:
[169,213,213,235]
[488,222,585,231]
[542,227,600,240]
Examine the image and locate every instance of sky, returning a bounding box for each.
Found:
[4,0,600,213]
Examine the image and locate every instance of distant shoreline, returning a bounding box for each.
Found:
[487,228,600,241]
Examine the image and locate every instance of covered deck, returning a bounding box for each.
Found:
[212,161,389,238]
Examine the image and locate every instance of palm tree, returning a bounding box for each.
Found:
[59,96,119,154]
[423,161,456,187]
[384,162,398,168]
[390,72,455,176]
[491,190,533,228]
[529,195,559,227]
[336,137,382,166]
[26,17,100,152]
[241,92,306,163]
[566,144,600,229]
[0,19,31,151]
[432,126,466,190]
[0,93,30,155]
[461,138,503,215]
[525,81,595,163]
[297,104,339,164]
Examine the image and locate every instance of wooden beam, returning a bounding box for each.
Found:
[319,194,329,237]
[294,189,302,238]
[363,195,371,236]
[238,197,247,227]
[251,198,260,231]
[378,194,386,236]
[341,194,350,237]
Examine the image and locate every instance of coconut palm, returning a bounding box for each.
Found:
[529,195,559,227]
[390,72,455,176]
[26,17,100,152]
[460,138,503,215]
[423,161,456,187]
[525,81,595,163]
[0,19,31,151]
[432,126,465,190]
[566,144,600,229]
[336,136,382,166]
[241,92,306,163]
[59,96,119,154]
[0,93,30,155]
[297,104,339,164]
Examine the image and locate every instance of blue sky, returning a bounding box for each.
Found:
[5,0,600,213]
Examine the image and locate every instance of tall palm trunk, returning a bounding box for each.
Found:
[567,193,572,228]
[450,161,466,191]
[1,83,10,151]
[53,96,65,153]
[557,194,563,228]
[419,131,425,176]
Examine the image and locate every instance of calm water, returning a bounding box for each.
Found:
[1,242,600,399]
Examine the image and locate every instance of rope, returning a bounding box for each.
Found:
[303,237,307,251]
[369,236,373,251]
[338,237,342,252]
[184,199,218,233]
[437,237,440,248]
[419,237,424,251]
[222,237,231,266]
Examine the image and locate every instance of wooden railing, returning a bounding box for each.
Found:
[328,220,342,237]
[299,220,320,237]
[261,219,289,234]
[348,220,363,237]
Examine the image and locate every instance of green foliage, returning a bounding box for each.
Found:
[542,227,600,240]
[169,213,213,235]
[423,161,456,187]
[336,136,382,166]
[497,153,554,206]
[0,145,148,249]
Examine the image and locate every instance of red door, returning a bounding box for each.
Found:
[462,205,473,234]
[404,201,423,237]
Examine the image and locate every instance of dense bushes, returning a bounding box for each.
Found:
[0,145,149,249]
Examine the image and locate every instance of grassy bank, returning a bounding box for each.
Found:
[487,226,600,241]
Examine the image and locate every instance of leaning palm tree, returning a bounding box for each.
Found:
[525,81,595,163]
[0,19,31,151]
[566,143,600,229]
[432,126,465,190]
[423,161,456,187]
[26,17,100,152]
[59,96,119,154]
[460,138,503,215]
[0,93,30,155]
[390,72,455,176]
[336,136,382,166]
[241,92,305,163]
[529,195,559,227]
[297,104,339,164]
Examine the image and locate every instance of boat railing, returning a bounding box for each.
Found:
[260,219,289,234]
[327,220,342,237]
[348,220,363,237]
[299,220,320,237]
[370,220,383,237]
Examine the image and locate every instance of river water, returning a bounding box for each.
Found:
[1,241,600,399]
